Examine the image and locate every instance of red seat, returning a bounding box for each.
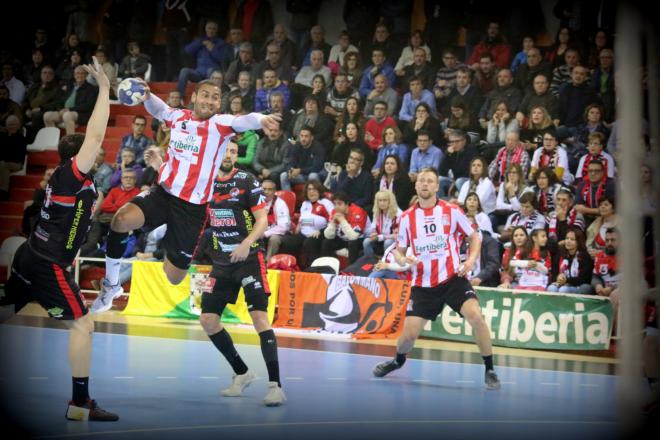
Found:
[267,254,299,271]
[275,190,296,217]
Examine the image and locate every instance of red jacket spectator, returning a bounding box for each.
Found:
[364,115,396,151]
[100,184,140,214]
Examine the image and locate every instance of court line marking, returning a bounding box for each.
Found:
[34,419,618,439]
[9,326,618,383]
[327,377,346,380]
[579,383,599,387]
[413,379,430,382]
[284,377,303,380]
[500,381,516,385]
[28,376,48,380]
[455,380,475,383]
[540,382,560,386]
[156,376,177,379]
[112,376,134,379]
[199,376,218,379]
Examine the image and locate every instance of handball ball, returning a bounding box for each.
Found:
[117,78,147,106]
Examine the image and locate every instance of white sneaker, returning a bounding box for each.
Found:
[221,371,257,397]
[263,381,286,406]
[90,279,124,313]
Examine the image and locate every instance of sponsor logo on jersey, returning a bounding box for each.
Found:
[171,133,201,153]
[47,307,64,318]
[414,235,448,254]
[65,200,85,250]
[230,187,240,198]
[210,208,237,227]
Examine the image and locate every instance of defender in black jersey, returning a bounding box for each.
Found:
[194,141,285,406]
[0,58,118,421]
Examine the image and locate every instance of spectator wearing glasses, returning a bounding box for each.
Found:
[438,129,478,197]
[116,115,150,167]
[328,149,373,209]
[529,127,570,184]
[575,159,616,224]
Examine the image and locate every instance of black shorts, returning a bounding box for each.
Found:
[131,185,208,270]
[201,252,270,314]
[1,243,87,320]
[406,276,478,321]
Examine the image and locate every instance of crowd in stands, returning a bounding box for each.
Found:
[1,1,656,304]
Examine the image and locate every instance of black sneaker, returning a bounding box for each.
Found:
[373,359,401,377]
[485,370,501,390]
[66,399,119,421]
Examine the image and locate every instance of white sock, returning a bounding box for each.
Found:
[105,257,121,286]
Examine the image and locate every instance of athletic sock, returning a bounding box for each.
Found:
[209,328,248,375]
[72,377,89,406]
[483,355,494,371]
[105,230,129,285]
[395,352,407,366]
[259,329,280,387]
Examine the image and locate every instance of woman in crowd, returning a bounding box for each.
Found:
[548,226,594,294]
[443,97,479,136]
[330,122,374,173]
[519,106,554,152]
[394,29,431,74]
[373,154,414,211]
[587,195,617,257]
[340,51,362,90]
[500,191,546,242]
[531,167,562,215]
[310,74,328,109]
[529,127,570,185]
[334,96,366,143]
[486,101,519,146]
[363,190,401,258]
[544,27,574,68]
[569,104,610,168]
[371,126,408,178]
[463,192,495,238]
[228,94,246,116]
[456,157,496,214]
[494,164,532,230]
[279,180,335,269]
[499,227,551,291]
[402,102,442,147]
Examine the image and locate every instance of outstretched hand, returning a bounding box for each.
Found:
[134,78,152,100]
[82,56,110,90]
[261,114,281,131]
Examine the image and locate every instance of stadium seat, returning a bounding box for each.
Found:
[10,156,27,176]
[0,236,27,269]
[27,127,60,152]
[275,190,296,217]
[310,257,340,275]
[267,254,299,271]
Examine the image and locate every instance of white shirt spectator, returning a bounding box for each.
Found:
[457,177,497,214]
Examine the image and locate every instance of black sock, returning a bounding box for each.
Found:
[72,377,89,406]
[106,230,129,259]
[483,355,494,371]
[395,353,407,366]
[649,377,657,387]
[259,329,280,387]
[209,329,248,375]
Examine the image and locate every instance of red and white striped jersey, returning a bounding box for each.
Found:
[396,199,475,287]
[145,95,264,204]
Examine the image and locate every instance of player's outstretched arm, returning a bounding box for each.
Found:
[76,56,110,174]
[230,112,282,133]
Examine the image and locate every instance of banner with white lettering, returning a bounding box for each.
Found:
[274,271,411,339]
[421,288,614,350]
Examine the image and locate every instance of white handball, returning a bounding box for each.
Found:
[117,78,147,106]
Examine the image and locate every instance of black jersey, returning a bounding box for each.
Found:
[206,168,267,266]
[28,157,97,267]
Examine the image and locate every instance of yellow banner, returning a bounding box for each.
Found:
[122,261,279,324]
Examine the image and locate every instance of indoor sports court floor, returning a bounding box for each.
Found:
[0,304,650,440]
